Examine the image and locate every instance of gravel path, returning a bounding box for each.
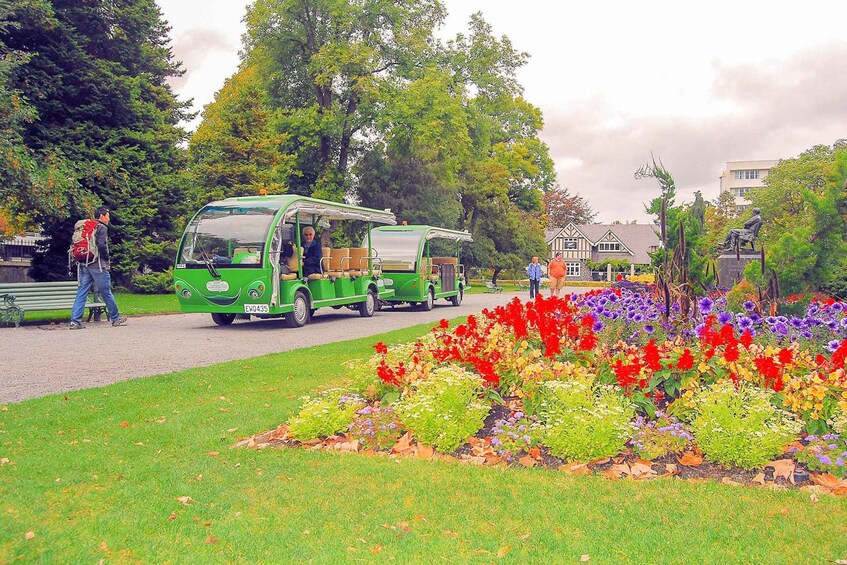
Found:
[2,290,592,404]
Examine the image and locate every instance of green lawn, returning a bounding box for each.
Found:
[20,292,179,324]
[1,322,845,563]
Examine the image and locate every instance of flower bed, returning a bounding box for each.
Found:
[243,288,847,494]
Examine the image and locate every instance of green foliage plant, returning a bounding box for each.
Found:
[537,379,635,461]
[131,269,174,294]
[287,389,365,441]
[394,365,489,452]
[690,381,802,469]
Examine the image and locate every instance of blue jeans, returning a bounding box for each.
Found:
[529,279,540,298]
[71,265,120,323]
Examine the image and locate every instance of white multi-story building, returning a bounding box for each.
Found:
[719,159,779,211]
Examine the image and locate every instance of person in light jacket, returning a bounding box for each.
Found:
[526,256,542,299]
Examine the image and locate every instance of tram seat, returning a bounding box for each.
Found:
[347,247,369,276]
[280,253,299,281]
[326,248,350,277]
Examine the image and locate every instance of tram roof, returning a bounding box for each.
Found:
[208,195,397,225]
[374,225,473,242]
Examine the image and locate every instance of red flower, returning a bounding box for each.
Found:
[778,348,793,365]
[724,343,739,362]
[438,319,449,329]
[373,342,388,355]
[643,339,662,371]
[740,329,753,349]
[677,348,694,371]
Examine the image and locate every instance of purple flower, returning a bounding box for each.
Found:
[718,312,733,325]
[819,455,833,465]
[827,340,841,353]
[593,320,605,332]
[743,300,755,312]
[699,297,714,314]
[644,324,655,334]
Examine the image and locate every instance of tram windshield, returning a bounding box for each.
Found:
[179,203,280,267]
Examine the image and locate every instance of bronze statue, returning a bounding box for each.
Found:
[721,207,763,251]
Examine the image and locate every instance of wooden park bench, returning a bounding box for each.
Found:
[484,281,503,293]
[0,281,106,327]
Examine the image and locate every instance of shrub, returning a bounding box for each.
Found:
[690,381,802,469]
[287,390,365,441]
[347,405,404,451]
[537,380,635,461]
[630,411,693,460]
[131,269,173,294]
[793,433,847,477]
[395,366,489,452]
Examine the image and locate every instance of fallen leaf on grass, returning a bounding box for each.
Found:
[752,473,767,485]
[1,405,7,411]
[677,451,703,467]
[560,462,591,475]
[721,477,741,486]
[497,546,511,558]
[176,496,193,505]
[528,447,542,460]
[167,513,177,521]
[811,473,847,491]
[205,535,218,544]
[370,543,383,554]
[206,451,219,457]
[663,463,679,475]
[391,432,415,456]
[518,455,536,468]
[581,555,590,562]
[416,444,434,460]
[119,421,128,428]
[0,457,10,467]
[99,541,108,552]
[629,461,655,478]
[442,530,459,537]
[25,531,35,540]
[766,459,795,484]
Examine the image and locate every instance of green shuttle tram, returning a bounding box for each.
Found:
[175,195,396,327]
[367,225,472,310]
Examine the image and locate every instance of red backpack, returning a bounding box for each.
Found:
[70,219,100,265]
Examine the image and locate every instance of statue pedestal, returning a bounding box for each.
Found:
[717,249,760,288]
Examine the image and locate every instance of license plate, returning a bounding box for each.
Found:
[244,304,269,314]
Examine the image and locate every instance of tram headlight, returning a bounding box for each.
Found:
[248,289,259,299]
[181,289,191,299]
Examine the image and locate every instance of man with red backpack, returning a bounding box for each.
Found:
[69,207,127,329]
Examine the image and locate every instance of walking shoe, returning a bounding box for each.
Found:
[111,316,128,327]
[69,321,84,330]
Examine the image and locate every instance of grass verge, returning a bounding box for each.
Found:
[1,322,845,563]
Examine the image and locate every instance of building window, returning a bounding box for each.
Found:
[566,262,580,277]
[562,238,578,250]
[732,187,751,198]
[598,242,621,252]
[734,170,759,180]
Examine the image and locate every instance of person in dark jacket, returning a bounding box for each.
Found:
[301,225,323,277]
[69,207,127,329]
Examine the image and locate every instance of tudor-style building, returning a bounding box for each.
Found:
[544,223,660,281]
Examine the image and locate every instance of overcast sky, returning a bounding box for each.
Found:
[156,0,847,223]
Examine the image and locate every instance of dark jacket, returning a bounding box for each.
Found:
[303,239,322,276]
[95,221,110,268]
